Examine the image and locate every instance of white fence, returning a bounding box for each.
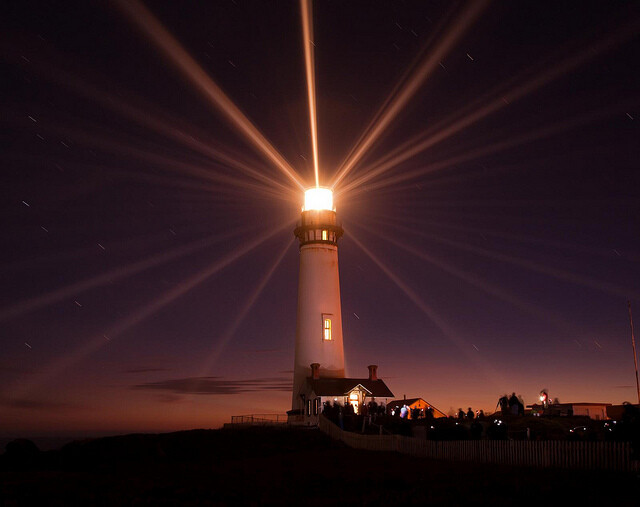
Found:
[229,414,288,425]
[318,415,639,472]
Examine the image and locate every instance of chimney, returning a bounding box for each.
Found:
[310,363,320,380]
[367,364,378,381]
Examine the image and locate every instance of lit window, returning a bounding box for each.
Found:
[322,230,328,241]
[313,398,320,416]
[323,317,332,341]
[306,399,312,417]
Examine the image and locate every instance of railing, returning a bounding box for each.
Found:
[318,415,639,472]
[230,414,288,425]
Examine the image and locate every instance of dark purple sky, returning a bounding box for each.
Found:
[1,0,639,435]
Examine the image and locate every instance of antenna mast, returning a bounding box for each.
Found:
[628,301,640,405]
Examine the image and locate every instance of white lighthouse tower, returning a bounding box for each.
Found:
[291,187,345,413]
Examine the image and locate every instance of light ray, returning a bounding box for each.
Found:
[5,51,292,193]
[339,101,638,198]
[5,220,295,400]
[387,213,640,264]
[300,0,320,187]
[351,220,580,337]
[114,0,305,190]
[348,230,505,388]
[0,225,260,323]
[330,0,489,189]
[197,237,294,376]
[381,216,640,300]
[0,230,175,276]
[110,166,295,205]
[47,122,298,202]
[339,17,640,191]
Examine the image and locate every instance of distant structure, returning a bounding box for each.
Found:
[386,397,447,419]
[528,402,611,420]
[288,188,393,424]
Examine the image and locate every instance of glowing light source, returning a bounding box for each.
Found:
[304,187,333,211]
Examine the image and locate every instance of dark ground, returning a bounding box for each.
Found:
[1,426,638,506]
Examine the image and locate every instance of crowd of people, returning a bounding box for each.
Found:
[497,392,525,416]
[456,408,486,420]
[390,405,437,420]
[322,399,387,429]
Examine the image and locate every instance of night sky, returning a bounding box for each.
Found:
[2,0,639,437]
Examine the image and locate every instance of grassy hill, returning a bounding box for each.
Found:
[1,426,638,505]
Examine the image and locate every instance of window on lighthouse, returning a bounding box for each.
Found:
[323,316,332,341]
[322,229,328,241]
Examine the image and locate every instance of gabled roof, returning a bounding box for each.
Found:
[306,377,394,398]
[388,398,422,407]
[387,398,447,417]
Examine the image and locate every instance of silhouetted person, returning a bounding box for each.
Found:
[477,409,485,420]
[466,407,474,419]
[458,408,465,419]
[330,401,340,421]
[425,407,434,420]
[508,392,519,415]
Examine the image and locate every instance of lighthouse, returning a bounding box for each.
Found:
[289,188,394,424]
[291,188,345,410]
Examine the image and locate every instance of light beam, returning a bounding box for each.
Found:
[330,0,489,189]
[340,101,638,198]
[4,220,295,400]
[351,220,581,337]
[0,226,258,323]
[383,217,640,300]
[197,237,294,376]
[338,17,640,192]
[349,230,505,388]
[114,0,305,190]
[300,0,320,187]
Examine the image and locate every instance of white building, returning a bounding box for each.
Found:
[528,402,611,420]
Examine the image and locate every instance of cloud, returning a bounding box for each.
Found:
[123,367,172,373]
[0,397,77,411]
[133,376,292,395]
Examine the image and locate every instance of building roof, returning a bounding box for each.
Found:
[307,377,394,398]
[388,398,423,407]
[387,398,447,417]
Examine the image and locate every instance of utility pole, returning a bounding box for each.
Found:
[628,301,640,405]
